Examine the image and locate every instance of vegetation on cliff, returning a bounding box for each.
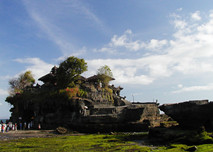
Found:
[8,71,35,96]
[5,56,117,126]
[56,56,88,88]
[97,65,113,87]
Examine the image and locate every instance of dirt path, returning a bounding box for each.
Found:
[0,130,55,141]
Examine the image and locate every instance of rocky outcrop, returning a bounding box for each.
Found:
[159,100,213,129]
[36,99,161,132]
[72,102,161,132]
[7,66,162,132]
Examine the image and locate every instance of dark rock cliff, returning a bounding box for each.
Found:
[159,100,213,130]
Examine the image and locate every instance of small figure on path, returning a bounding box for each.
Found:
[38,123,41,130]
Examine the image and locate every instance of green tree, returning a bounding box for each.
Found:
[9,71,35,96]
[97,65,113,77]
[56,56,88,88]
[97,65,114,87]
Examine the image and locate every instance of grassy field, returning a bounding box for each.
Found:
[1,132,213,152]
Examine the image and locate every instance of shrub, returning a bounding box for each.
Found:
[59,87,87,99]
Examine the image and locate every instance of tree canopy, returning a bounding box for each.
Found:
[9,71,35,96]
[97,65,113,87]
[97,65,113,77]
[56,56,88,88]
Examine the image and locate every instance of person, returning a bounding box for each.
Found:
[15,123,17,131]
[24,122,27,130]
[83,106,88,116]
[19,122,22,130]
[6,124,9,132]
[9,122,12,130]
[2,124,5,133]
[38,123,41,130]
[0,123,1,133]
[28,123,30,130]
[12,124,15,131]
[4,124,6,133]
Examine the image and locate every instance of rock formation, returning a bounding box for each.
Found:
[6,66,161,132]
[159,100,213,130]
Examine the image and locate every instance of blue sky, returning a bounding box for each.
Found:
[1,0,213,119]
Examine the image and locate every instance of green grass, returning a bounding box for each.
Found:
[1,133,213,152]
[0,134,151,152]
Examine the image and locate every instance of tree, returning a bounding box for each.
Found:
[9,71,35,96]
[56,56,88,88]
[97,65,114,87]
[97,65,113,77]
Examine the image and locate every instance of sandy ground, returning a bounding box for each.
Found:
[0,130,56,141]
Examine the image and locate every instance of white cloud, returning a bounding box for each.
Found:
[90,11,213,86]
[86,57,160,85]
[0,89,8,96]
[173,83,213,93]
[177,8,183,12]
[191,11,201,21]
[178,84,183,88]
[95,29,168,53]
[173,19,187,29]
[11,10,213,90]
[93,47,117,54]
[14,58,53,82]
[145,39,168,50]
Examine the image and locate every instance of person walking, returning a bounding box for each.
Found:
[19,122,22,130]
[1,124,3,133]
[15,123,17,131]
[12,124,15,131]
[6,124,9,132]
[38,123,41,130]
[28,122,30,130]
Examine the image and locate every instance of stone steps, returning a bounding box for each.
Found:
[81,114,119,124]
[89,105,126,115]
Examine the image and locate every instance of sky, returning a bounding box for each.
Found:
[1,0,213,119]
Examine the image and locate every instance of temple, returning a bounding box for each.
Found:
[6,66,162,132]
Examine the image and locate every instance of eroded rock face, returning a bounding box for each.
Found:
[159,100,213,129]
[40,100,161,132]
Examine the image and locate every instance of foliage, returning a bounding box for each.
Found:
[103,87,113,94]
[59,87,87,99]
[97,65,113,77]
[97,65,113,87]
[101,88,114,102]
[8,71,35,96]
[56,56,87,88]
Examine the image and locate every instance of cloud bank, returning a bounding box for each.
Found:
[88,11,213,88]
[15,10,213,94]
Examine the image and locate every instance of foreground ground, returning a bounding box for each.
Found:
[0,130,213,152]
